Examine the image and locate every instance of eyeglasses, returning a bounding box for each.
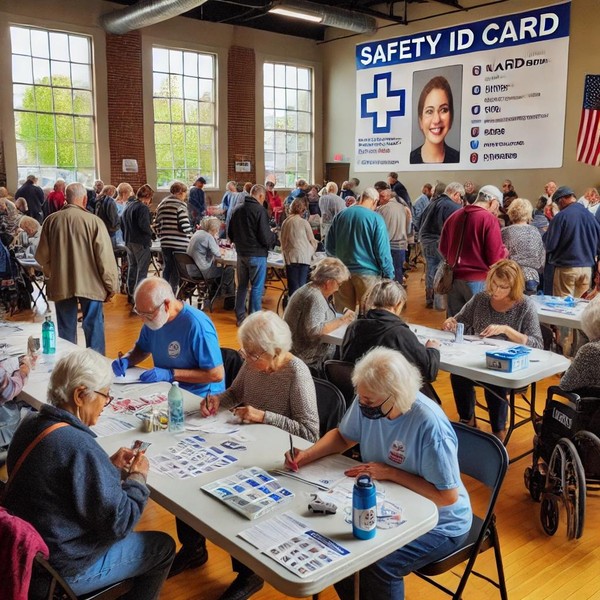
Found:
[238,348,267,363]
[133,301,165,319]
[95,390,114,407]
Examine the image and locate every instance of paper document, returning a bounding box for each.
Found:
[113,367,147,384]
[274,454,354,490]
[91,416,136,437]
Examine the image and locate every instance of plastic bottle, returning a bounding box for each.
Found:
[352,474,377,540]
[41,313,56,354]
[168,382,185,432]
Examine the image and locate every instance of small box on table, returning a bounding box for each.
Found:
[486,346,532,372]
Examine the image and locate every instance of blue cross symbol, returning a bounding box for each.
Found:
[360,72,405,134]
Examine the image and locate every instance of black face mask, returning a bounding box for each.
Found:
[359,397,393,420]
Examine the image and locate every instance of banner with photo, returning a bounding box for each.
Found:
[355,2,570,171]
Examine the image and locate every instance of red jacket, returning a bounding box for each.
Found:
[439,204,507,281]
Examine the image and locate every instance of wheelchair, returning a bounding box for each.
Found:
[524,385,600,540]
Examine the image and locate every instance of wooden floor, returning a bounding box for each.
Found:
[12,263,600,600]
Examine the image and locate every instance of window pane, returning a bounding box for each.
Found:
[36,113,55,140]
[33,58,50,83]
[35,86,53,113]
[51,60,71,86]
[56,115,73,140]
[263,63,274,87]
[71,63,91,89]
[298,68,310,90]
[298,112,311,132]
[69,36,90,64]
[76,143,94,167]
[286,65,296,88]
[49,32,69,60]
[298,90,310,112]
[74,116,93,142]
[11,27,31,55]
[264,109,274,129]
[57,141,75,167]
[30,29,49,58]
[12,55,33,83]
[53,88,72,114]
[274,64,285,84]
[153,46,216,187]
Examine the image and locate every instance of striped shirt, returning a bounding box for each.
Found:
[155,196,192,250]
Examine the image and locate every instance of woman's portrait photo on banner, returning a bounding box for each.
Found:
[410,65,463,165]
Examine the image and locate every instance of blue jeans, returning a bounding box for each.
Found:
[235,256,267,321]
[126,243,152,297]
[286,263,309,297]
[451,373,508,433]
[64,531,175,600]
[161,247,179,293]
[334,530,468,600]
[421,241,442,293]
[55,297,106,355]
[391,248,405,284]
[447,279,486,317]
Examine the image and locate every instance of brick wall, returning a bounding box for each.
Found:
[227,46,256,183]
[105,31,147,189]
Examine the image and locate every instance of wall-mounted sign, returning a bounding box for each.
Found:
[122,159,138,173]
[235,161,252,172]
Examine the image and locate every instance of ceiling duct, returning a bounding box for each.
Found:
[100,0,210,35]
[269,0,377,34]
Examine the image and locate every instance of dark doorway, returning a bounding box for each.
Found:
[324,163,350,188]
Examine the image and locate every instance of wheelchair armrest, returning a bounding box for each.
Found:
[546,385,580,410]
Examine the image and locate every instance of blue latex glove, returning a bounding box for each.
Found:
[140,367,174,383]
[112,357,129,377]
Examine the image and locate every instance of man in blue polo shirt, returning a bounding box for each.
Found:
[111,276,225,577]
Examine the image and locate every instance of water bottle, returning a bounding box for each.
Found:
[352,474,377,540]
[41,313,56,354]
[168,382,185,432]
[455,322,464,344]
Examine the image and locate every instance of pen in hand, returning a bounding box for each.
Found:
[288,433,298,471]
[206,392,215,416]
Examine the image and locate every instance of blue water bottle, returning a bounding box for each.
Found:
[41,313,56,354]
[352,474,377,540]
[168,382,185,432]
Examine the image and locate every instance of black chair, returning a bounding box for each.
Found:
[173,252,221,312]
[313,377,346,438]
[414,422,509,600]
[220,347,244,387]
[32,553,134,600]
[323,359,355,409]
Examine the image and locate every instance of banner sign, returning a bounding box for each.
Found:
[355,2,570,171]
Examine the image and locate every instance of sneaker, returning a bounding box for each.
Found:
[167,545,209,578]
[218,573,264,600]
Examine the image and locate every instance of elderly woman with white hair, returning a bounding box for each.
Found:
[561,296,600,391]
[187,215,235,296]
[3,349,175,599]
[200,310,319,599]
[284,257,355,375]
[285,347,472,600]
[501,197,545,293]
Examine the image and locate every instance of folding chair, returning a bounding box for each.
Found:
[220,347,244,387]
[414,422,509,600]
[32,554,134,600]
[312,377,346,438]
[323,359,355,409]
[173,252,221,312]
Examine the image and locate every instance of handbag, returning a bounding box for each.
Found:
[0,422,68,502]
[433,213,468,295]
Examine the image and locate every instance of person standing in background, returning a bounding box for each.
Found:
[189,177,207,227]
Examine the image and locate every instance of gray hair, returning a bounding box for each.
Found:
[507,198,533,224]
[65,182,86,204]
[251,184,266,199]
[238,310,292,356]
[581,296,600,341]
[48,349,112,407]
[200,216,221,233]
[325,181,338,194]
[311,257,350,286]
[364,279,406,311]
[134,277,175,305]
[360,187,379,203]
[352,347,422,414]
[444,182,465,198]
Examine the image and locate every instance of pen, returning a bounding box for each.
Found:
[289,433,295,462]
[230,402,244,414]
[206,392,214,415]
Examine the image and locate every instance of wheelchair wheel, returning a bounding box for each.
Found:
[540,493,560,535]
[524,466,543,502]
[544,438,586,539]
[573,431,600,484]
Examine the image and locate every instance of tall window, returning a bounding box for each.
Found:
[152,47,216,188]
[10,26,96,186]
[263,62,313,187]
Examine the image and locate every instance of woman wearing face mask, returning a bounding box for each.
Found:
[199,310,319,600]
[410,75,459,164]
[442,259,542,441]
[284,346,472,600]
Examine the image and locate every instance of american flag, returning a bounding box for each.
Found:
[576,74,600,166]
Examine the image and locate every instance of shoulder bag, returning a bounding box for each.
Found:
[433,213,468,295]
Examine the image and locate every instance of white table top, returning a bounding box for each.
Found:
[5,334,438,597]
[218,249,285,269]
[531,295,586,329]
[322,322,570,389]
[96,401,438,597]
